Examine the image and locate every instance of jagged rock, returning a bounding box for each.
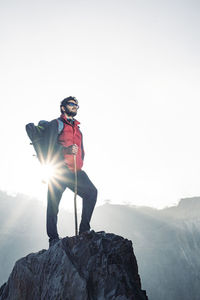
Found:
[0,231,148,300]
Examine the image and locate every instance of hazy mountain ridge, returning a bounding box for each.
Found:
[0,191,200,299]
[0,232,148,300]
[160,197,200,219]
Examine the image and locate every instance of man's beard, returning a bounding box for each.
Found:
[65,107,77,117]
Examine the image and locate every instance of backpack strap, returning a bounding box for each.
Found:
[57,118,64,135]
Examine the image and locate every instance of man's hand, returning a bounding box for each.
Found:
[64,144,78,155]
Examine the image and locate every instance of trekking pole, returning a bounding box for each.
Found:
[74,154,78,236]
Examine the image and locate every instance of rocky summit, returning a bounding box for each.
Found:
[0,231,148,300]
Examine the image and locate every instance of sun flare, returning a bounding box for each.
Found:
[41,163,56,184]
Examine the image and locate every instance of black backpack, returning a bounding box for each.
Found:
[25,119,64,164]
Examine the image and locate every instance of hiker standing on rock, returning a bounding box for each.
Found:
[46,96,97,247]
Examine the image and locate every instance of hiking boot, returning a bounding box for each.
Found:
[49,237,60,248]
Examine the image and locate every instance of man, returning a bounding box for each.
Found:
[47,96,97,247]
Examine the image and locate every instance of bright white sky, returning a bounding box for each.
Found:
[0,0,200,210]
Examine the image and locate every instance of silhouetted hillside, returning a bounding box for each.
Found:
[93,200,200,300]
[0,232,148,300]
[160,196,200,219]
[0,191,74,285]
[0,191,200,299]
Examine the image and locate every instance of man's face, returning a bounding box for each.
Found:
[62,100,79,117]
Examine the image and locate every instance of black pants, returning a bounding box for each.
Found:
[47,166,97,240]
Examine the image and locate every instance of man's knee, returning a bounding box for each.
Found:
[84,185,97,203]
[90,186,98,205]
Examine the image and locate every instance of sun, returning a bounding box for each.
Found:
[40,163,56,184]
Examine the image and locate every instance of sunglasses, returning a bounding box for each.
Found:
[67,102,79,108]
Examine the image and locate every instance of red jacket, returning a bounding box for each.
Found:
[58,114,84,172]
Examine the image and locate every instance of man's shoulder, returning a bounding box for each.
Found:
[47,118,65,136]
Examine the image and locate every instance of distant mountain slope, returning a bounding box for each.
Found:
[0,191,200,299]
[0,192,74,285]
[93,199,200,300]
[0,232,148,300]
